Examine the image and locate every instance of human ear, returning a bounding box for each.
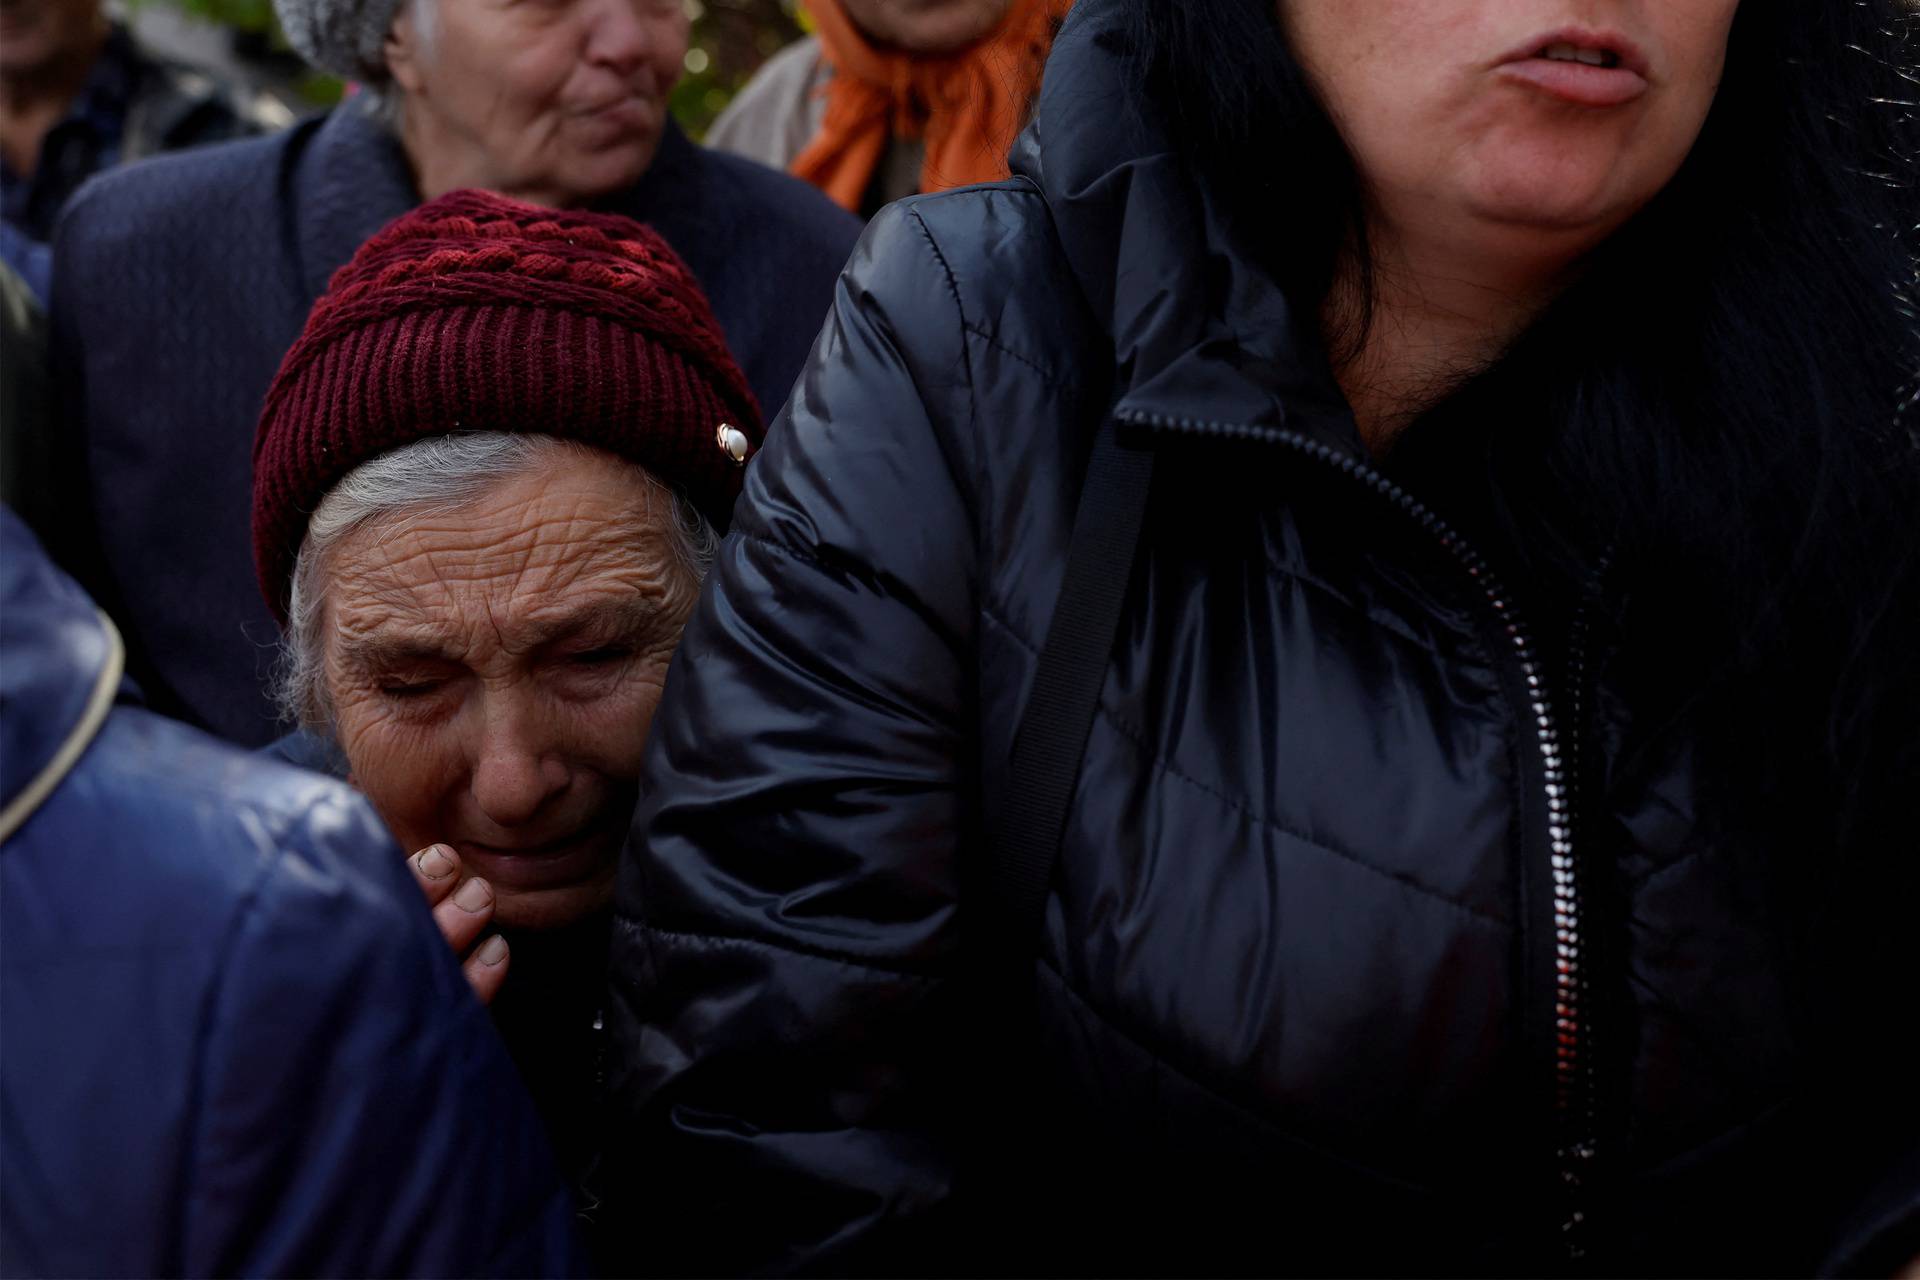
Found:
[383,5,427,95]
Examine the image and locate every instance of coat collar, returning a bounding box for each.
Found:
[0,510,125,839]
[294,101,419,303]
[1010,5,1362,458]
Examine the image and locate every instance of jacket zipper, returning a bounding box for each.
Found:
[1555,560,1612,1263]
[577,1006,609,1228]
[1117,408,1600,1259]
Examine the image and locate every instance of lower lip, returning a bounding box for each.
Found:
[1498,58,1648,108]
[577,100,653,130]
[455,831,615,891]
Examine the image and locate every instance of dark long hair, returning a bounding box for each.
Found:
[1113,2,1918,924]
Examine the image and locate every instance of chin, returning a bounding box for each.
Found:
[1464,159,1649,237]
[558,149,655,206]
[1455,122,1682,236]
[493,873,616,932]
[1470,184,1624,234]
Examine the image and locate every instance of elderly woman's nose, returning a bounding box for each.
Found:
[584,0,652,73]
[469,704,569,828]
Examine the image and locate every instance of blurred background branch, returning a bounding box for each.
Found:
[672,0,805,135]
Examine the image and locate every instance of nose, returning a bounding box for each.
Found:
[468,689,570,831]
[584,0,652,77]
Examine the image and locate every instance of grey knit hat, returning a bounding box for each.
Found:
[273,0,404,83]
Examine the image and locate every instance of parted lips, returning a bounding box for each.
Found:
[251,189,763,625]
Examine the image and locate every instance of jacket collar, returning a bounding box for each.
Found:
[1010,5,1362,458]
[293,102,701,305]
[294,100,420,303]
[0,510,124,839]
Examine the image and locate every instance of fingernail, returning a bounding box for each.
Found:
[477,934,509,966]
[453,877,492,913]
[415,844,455,880]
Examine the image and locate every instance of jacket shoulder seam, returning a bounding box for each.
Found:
[901,204,990,567]
[907,187,1076,393]
[903,206,971,352]
[960,320,1072,390]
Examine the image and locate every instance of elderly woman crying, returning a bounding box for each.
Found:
[250,189,760,1199]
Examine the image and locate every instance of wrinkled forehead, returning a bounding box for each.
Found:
[321,479,676,657]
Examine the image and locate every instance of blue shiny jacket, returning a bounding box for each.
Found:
[0,510,584,1276]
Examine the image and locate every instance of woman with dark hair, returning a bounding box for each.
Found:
[606,0,1919,1272]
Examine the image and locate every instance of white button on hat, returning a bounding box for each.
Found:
[716,423,750,465]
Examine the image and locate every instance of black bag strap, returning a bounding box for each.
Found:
[991,418,1156,957]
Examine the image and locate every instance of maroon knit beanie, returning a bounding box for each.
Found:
[251,189,763,625]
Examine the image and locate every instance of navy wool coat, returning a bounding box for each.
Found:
[46,104,860,746]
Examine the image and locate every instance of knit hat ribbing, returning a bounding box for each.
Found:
[251,189,762,625]
[273,0,401,84]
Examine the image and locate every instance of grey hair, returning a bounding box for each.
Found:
[274,432,719,731]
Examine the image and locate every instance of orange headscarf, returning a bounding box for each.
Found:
[792,0,1068,212]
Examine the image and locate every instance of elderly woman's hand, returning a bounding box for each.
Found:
[409,844,510,1005]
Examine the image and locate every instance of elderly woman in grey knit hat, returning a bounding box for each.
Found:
[281,0,683,207]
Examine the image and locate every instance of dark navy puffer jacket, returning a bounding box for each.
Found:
[0,509,584,1277]
[604,7,1920,1275]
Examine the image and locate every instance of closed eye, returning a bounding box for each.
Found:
[379,679,446,699]
[568,646,632,667]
